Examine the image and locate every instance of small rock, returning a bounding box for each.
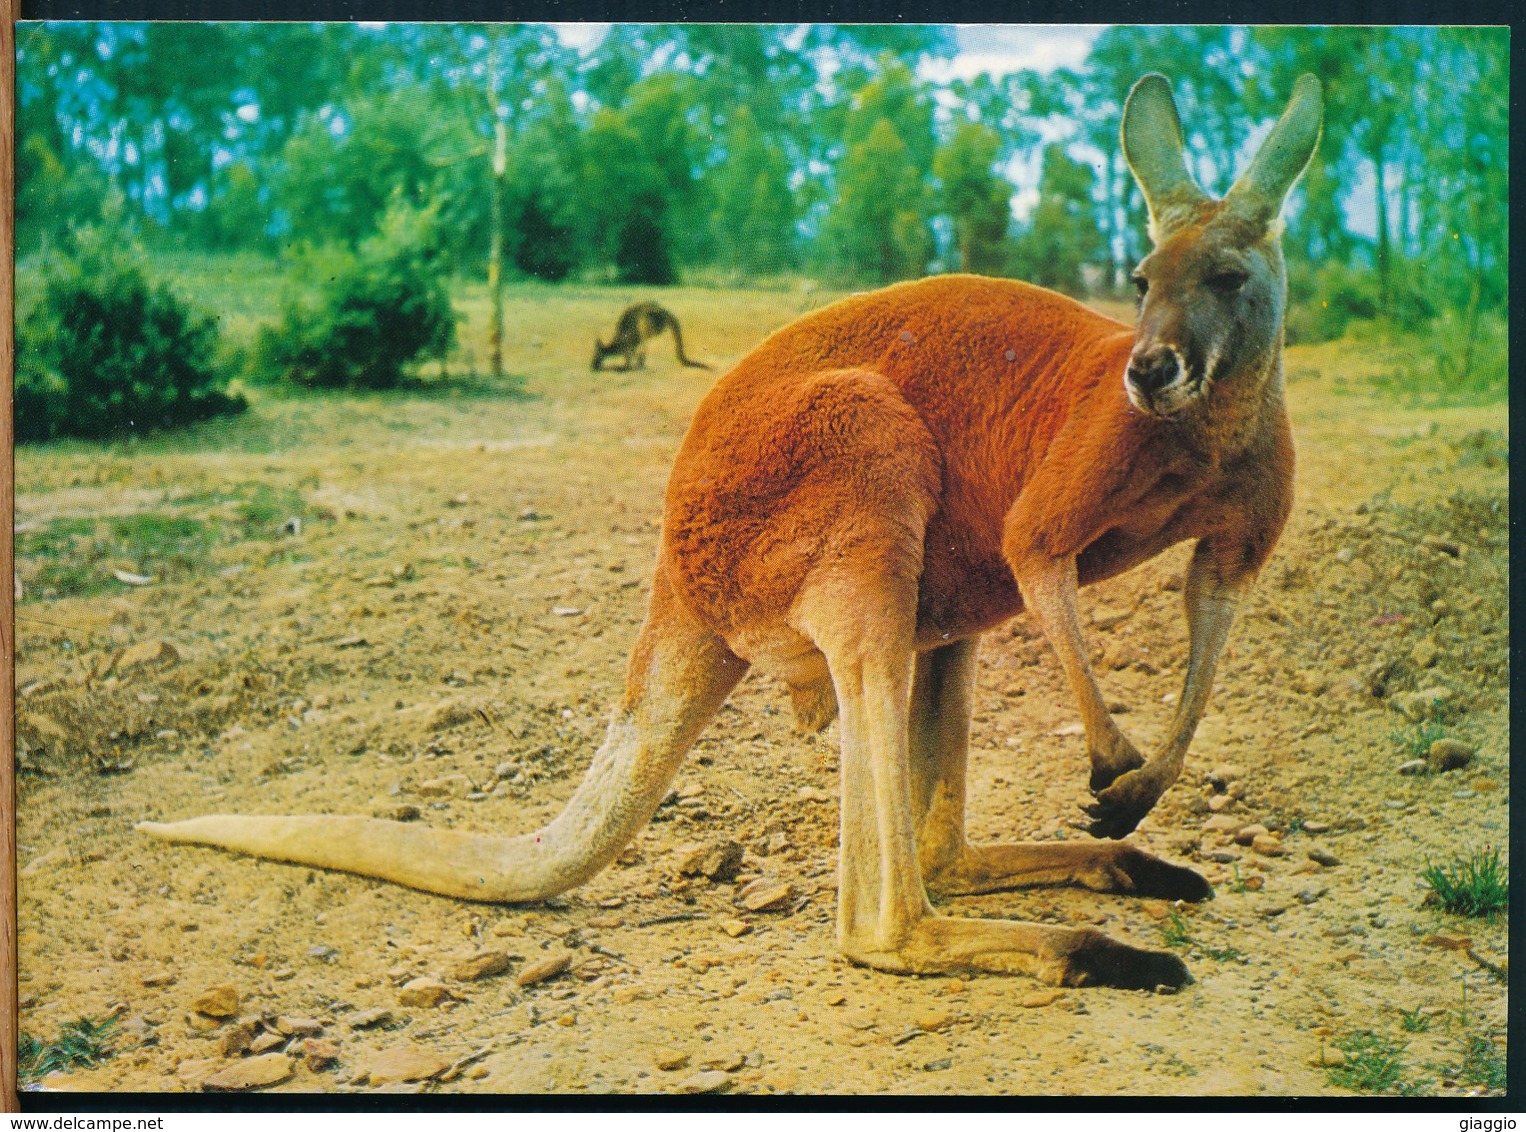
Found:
[1308,1048,1345,1068]
[398,978,452,1008]
[1295,888,1327,905]
[587,915,623,929]
[1203,849,1240,864]
[275,1016,324,1036]
[674,1069,731,1094]
[429,702,478,732]
[367,1045,449,1086]
[142,970,176,988]
[738,877,793,912]
[348,1008,394,1030]
[796,786,830,804]
[249,1031,286,1055]
[1091,604,1131,630]
[1397,760,1427,776]
[1251,834,1286,858]
[551,606,583,617]
[418,774,474,799]
[202,1053,293,1091]
[653,1048,689,1071]
[516,950,573,987]
[1302,821,1331,834]
[376,803,422,822]
[916,1009,953,1032]
[307,944,339,962]
[1206,794,1236,813]
[117,639,179,672]
[448,951,514,982]
[192,985,240,1018]
[720,919,751,938]
[303,1038,341,1068]
[1410,637,1440,669]
[1427,738,1475,773]
[1019,989,1065,1008]
[944,979,967,995]
[1289,669,1329,696]
[1234,824,1269,846]
[1308,847,1341,867]
[704,1052,746,1072]
[219,1020,260,1057]
[1201,814,1241,834]
[1153,984,1181,996]
[1394,686,1455,722]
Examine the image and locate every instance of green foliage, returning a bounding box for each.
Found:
[1398,1006,1432,1033]
[18,1016,119,1080]
[1392,721,1450,759]
[15,233,246,443]
[933,121,1013,273]
[1453,1034,1507,1090]
[1009,146,1107,295]
[710,106,799,276]
[1159,909,1194,948]
[256,200,458,390]
[1326,1031,1408,1093]
[1420,847,1508,918]
[822,117,933,284]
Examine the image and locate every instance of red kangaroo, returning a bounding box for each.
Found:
[141,74,1321,989]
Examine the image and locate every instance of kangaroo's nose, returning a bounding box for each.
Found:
[1127,347,1181,394]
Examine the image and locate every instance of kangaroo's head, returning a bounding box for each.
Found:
[1120,73,1322,418]
[591,337,609,372]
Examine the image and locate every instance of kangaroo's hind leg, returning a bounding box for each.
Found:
[910,637,1211,903]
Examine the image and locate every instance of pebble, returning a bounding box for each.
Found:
[142,970,176,988]
[586,915,624,930]
[1410,637,1440,669]
[1203,849,1240,864]
[116,639,180,674]
[674,1070,731,1094]
[1394,686,1455,722]
[1421,931,1473,952]
[367,1045,449,1086]
[1206,794,1236,813]
[1427,738,1475,772]
[653,1048,689,1071]
[418,775,474,799]
[348,1008,394,1030]
[944,979,967,995]
[276,1016,324,1036]
[1307,847,1341,867]
[303,1038,341,1068]
[398,978,452,1008]
[678,840,746,882]
[1091,605,1131,630]
[1233,824,1269,846]
[1201,814,1241,834]
[796,786,831,804]
[202,1053,293,1092]
[192,985,240,1018]
[704,1052,746,1072]
[1308,1048,1345,1068]
[249,1031,286,1055]
[739,877,793,912]
[917,1009,953,1032]
[219,1021,260,1057]
[1302,821,1331,834]
[1019,989,1065,1008]
[720,919,752,938]
[1397,760,1427,776]
[448,951,514,982]
[1251,834,1287,858]
[516,950,573,987]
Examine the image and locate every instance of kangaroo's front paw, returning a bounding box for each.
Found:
[1087,735,1146,794]
[1080,767,1162,840]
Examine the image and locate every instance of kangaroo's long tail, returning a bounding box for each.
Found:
[669,321,712,370]
[137,566,745,902]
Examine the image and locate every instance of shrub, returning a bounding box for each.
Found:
[15,239,245,443]
[1421,846,1509,918]
[256,200,457,390]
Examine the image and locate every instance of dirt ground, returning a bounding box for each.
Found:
[14,286,1510,1097]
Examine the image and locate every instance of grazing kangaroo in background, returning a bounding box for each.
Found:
[592,301,712,372]
[142,75,1320,990]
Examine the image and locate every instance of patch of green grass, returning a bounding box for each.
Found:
[1421,846,1509,918]
[1454,1034,1507,1091]
[18,1015,119,1080]
[1159,909,1194,948]
[1326,1030,1408,1093]
[1398,1005,1432,1033]
[1393,721,1450,758]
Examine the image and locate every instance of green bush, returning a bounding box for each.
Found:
[15,239,245,443]
[256,201,457,390]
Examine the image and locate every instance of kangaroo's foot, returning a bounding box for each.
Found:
[844,917,1192,989]
[926,840,1211,903]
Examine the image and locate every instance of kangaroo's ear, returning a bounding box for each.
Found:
[1224,74,1323,230]
[1121,73,1209,242]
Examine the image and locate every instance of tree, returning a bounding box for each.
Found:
[933,121,1014,273]
[822,117,932,284]
[1009,145,1107,295]
[709,106,798,276]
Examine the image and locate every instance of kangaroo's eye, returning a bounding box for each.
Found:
[1208,270,1249,293]
[1132,274,1149,298]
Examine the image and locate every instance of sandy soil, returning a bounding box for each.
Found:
[14,289,1509,1097]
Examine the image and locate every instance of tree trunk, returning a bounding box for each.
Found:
[488,117,506,379]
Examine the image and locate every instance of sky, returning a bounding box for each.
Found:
[549,23,1104,79]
